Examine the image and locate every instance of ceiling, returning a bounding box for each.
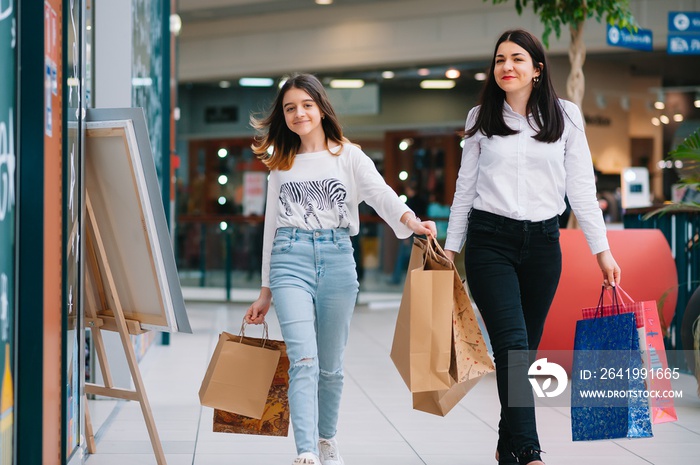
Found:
[177,0,406,22]
[174,0,700,93]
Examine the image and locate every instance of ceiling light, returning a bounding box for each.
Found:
[651,117,660,126]
[219,80,231,88]
[218,148,228,158]
[673,113,684,122]
[445,68,461,79]
[398,171,409,181]
[239,77,274,87]
[315,0,333,4]
[653,90,665,110]
[418,68,431,76]
[695,92,700,108]
[329,79,364,89]
[474,72,487,81]
[169,14,182,36]
[382,71,395,79]
[659,115,670,124]
[420,80,456,90]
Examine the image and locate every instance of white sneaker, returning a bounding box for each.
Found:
[293,452,320,465]
[318,437,344,465]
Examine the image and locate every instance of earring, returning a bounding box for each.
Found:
[533,76,540,84]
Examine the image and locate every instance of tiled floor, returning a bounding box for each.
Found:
[85,294,700,465]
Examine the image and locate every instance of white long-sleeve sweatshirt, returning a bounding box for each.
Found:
[261,143,413,287]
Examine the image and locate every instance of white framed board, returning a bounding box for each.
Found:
[85,108,191,333]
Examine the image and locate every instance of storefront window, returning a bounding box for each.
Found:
[64,0,84,461]
[0,1,16,463]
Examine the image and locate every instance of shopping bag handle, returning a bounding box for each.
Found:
[425,235,457,271]
[238,320,270,348]
[605,285,634,305]
[594,285,622,317]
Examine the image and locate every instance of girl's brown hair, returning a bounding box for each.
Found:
[251,73,350,171]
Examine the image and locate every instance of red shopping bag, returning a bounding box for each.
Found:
[582,286,678,424]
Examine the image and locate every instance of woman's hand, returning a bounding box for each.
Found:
[244,287,272,324]
[444,249,456,263]
[596,249,621,289]
[401,212,438,238]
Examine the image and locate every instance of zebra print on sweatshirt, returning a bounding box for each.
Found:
[278,178,349,229]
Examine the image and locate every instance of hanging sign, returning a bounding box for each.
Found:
[606,24,653,51]
[668,12,700,55]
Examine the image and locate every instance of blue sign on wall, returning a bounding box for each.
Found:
[668,12,700,55]
[606,24,652,51]
[668,11,700,33]
[667,33,700,55]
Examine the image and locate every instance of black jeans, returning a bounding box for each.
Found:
[464,209,562,459]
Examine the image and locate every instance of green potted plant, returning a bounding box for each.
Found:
[649,127,700,215]
[646,126,700,392]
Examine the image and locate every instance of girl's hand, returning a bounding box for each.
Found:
[244,288,272,324]
[401,212,438,238]
[596,249,621,289]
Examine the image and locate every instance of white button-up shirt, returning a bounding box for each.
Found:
[445,99,610,255]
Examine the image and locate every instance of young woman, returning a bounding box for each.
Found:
[443,30,621,464]
[244,73,436,465]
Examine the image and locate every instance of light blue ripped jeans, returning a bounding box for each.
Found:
[269,227,359,456]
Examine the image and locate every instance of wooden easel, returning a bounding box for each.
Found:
[82,192,167,465]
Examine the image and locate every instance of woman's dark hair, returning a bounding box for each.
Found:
[251,73,349,170]
[466,29,565,143]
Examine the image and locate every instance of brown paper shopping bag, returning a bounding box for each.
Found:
[409,237,495,416]
[391,237,454,392]
[199,323,281,419]
[421,237,494,384]
[213,337,290,436]
[412,375,482,416]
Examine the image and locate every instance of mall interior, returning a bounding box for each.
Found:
[2,0,700,464]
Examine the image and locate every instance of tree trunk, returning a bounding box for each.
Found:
[566,21,586,110]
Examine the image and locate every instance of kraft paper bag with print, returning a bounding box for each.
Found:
[419,237,495,383]
[199,327,281,419]
[213,338,290,436]
[391,237,454,392]
[412,374,482,417]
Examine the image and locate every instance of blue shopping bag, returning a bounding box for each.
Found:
[571,304,653,441]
